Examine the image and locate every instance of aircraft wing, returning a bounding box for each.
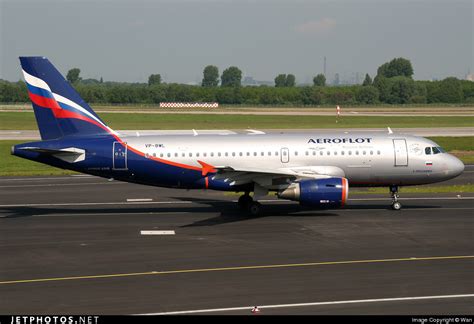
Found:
[210,164,345,188]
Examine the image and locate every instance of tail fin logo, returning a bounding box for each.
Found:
[22,69,115,135]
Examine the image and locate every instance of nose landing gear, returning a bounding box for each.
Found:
[390,185,402,210]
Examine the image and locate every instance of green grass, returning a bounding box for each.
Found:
[352,184,474,194]
[427,137,474,151]
[1,111,473,130]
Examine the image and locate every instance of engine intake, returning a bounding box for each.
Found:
[278,177,349,207]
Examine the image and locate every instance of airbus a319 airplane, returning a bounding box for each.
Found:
[12,57,465,215]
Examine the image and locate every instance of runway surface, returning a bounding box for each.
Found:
[1,127,473,140]
[0,174,473,315]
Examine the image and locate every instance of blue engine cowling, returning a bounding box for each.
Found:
[278,177,349,208]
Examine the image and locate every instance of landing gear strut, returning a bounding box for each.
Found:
[390,185,402,210]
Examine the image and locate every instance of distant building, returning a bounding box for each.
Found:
[242,76,258,86]
[242,76,273,86]
[466,73,474,81]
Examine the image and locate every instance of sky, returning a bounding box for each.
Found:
[1,0,472,84]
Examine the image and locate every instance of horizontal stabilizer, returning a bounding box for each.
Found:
[19,147,86,163]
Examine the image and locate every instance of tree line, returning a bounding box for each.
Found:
[1,58,473,105]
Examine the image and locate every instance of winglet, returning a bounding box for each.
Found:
[197,160,217,176]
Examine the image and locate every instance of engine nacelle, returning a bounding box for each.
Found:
[278,177,349,208]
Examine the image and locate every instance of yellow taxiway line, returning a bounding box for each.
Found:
[0,255,472,285]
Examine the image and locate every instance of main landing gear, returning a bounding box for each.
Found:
[390,185,402,210]
[238,193,261,216]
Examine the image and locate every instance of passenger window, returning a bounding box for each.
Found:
[268,152,272,156]
[232,152,235,157]
[160,153,164,158]
[188,153,192,157]
[348,151,352,155]
[275,151,279,156]
[341,151,345,155]
[167,153,171,158]
[218,152,221,157]
[210,152,214,157]
[377,150,381,155]
[203,153,207,157]
[313,151,316,156]
[153,153,156,157]
[225,152,228,157]
[196,153,200,157]
[425,147,431,155]
[334,151,337,155]
[355,151,359,155]
[254,152,257,156]
[246,152,250,156]
[319,151,323,156]
[327,151,330,156]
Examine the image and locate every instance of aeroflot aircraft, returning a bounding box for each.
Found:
[12,57,465,215]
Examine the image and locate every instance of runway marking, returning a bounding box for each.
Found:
[0,182,124,188]
[127,198,153,202]
[0,196,473,208]
[140,230,175,235]
[0,255,472,286]
[0,176,93,182]
[0,201,193,208]
[139,294,474,315]
[30,211,190,217]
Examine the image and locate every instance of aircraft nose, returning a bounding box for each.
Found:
[448,155,464,177]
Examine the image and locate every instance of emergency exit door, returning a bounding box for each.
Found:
[281,147,289,163]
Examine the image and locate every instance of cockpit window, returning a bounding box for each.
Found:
[425,147,432,155]
[432,147,441,154]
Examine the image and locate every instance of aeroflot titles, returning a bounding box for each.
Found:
[308,137,372,144]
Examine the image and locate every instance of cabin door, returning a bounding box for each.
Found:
[113,141,128,170]
[393,139,408,166]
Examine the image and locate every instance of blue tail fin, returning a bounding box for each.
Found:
[20,56,113,140]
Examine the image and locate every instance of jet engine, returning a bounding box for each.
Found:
[278,177,349,207]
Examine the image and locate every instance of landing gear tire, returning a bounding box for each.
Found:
[238,194,253,210]
[391,201,402,210]
[389,185,402,210]
[248,201,262,217]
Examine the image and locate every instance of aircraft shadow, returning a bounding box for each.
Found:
[0,196,443,228]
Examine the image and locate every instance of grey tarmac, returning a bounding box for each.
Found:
[0,175,473,315]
